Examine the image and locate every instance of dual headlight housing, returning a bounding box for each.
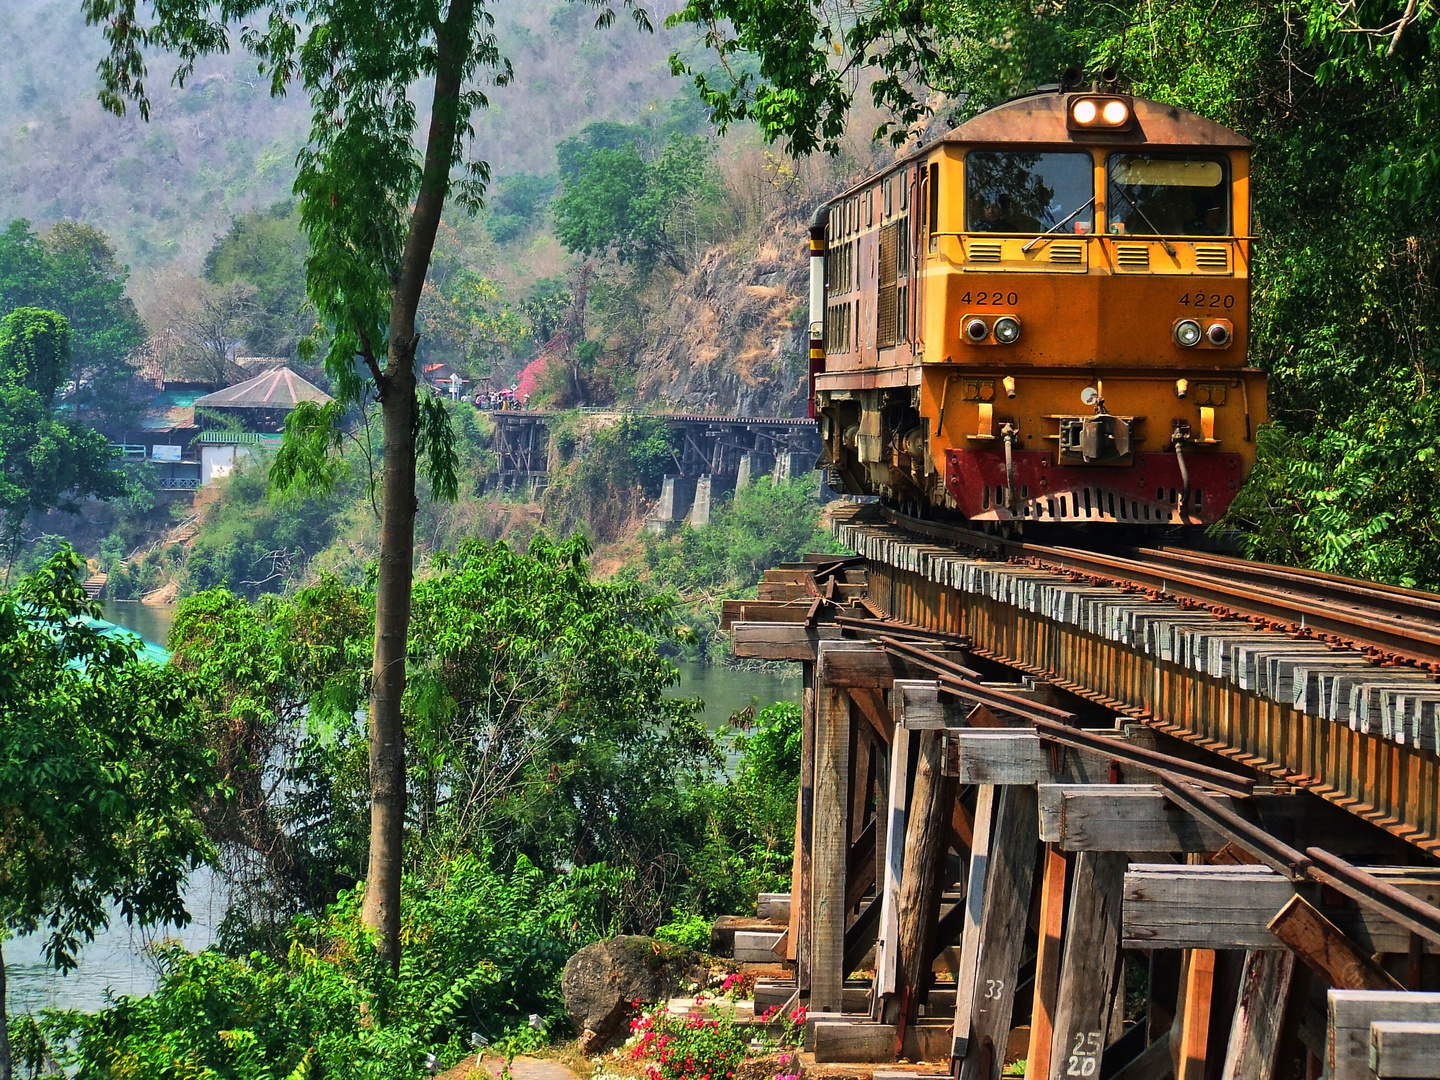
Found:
[1067,95,1134,131]
[965,316,1022,344]
[1174,319,1233,348]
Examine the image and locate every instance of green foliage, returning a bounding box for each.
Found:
[687,700,801,913]
[417,269,530,378]
[0,218,146,424]
[204,201,312,359]
[406,535,717,901]
[0,546,215,1029]
[0,307,127,558]
[185,455,353,599]
[169,533,723,931]
[653,912,713,952]
[640,477,846,659]
[487,173,559,244]
[554,133,720,272]
[541,416,680,540]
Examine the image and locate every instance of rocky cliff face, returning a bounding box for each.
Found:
[631,224,812,419]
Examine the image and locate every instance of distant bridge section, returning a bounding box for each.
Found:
[488,411,823,528]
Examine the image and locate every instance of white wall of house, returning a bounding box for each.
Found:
[201,443,255,486]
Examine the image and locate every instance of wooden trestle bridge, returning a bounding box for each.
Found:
[722,502,1440,1080]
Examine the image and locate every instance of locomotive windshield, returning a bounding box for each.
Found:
[965,151,1093,234]
[1106,154,1230,236]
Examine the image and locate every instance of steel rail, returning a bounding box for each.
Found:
[875,636,1080,725]
[1031,718,1256,798]
[1155,774,1310,878]
[1147,548,1440,621]
[1027,544,1440,663]
[832,613,971,647]
[874,506,1440,666]
[1304,847,1440,947]
[1152,787,1440,944]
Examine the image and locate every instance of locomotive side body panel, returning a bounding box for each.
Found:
[815,91,1268,528]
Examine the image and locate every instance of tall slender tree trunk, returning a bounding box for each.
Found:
[358,0,476,969]
[0,941,12,1080]
[360,342,418,966]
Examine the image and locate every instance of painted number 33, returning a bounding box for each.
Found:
[1066,1031,1102,1077]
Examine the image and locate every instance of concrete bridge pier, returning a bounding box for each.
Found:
[773,449,814,482]
[647,475,697,534]
[689,474,736,528]
[737,451,774,490]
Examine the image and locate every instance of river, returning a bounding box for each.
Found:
[5,602,798,1015]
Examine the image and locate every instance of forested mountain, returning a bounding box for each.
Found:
[0,0,690,282]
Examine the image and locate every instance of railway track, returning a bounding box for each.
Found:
[876,507,1440,669]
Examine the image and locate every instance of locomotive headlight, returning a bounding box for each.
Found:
[965,317,990,343]
[1207,322,1232,346]
[1072,99,1098,125]
[993,317,1022,344]
[1102,100,1130,125]
[1174,319,1202,348]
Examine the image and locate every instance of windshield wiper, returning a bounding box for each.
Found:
[1021,196,1097,252]
[1110,186,1178,255]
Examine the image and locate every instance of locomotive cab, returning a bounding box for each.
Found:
[812,88,1267,530]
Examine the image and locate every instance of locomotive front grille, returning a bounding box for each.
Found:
[1049,241,1084,264]
[1194,244,1230,270]
[1115,244,1150,270]
[966,240,1002,262]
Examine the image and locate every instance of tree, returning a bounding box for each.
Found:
[553,133,716,271]
[0,547,216,1080]
[143,276,260,385]
[167,536,718,936]
[0,219,147,425]
[204,201,312,359]
[82,0,653,965]
[0,308,127,571]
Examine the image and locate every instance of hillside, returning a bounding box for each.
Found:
[0,1,692,292]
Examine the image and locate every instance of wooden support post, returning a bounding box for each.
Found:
[1176,950,1216,1080]
[1267,895,1404,991]
[893,727,958,1028]
[1024,845,1066,1080]
[1047,851,1126,1080]
[958,785,1040,1080]
[850,686,895,744]
[811,661,851,1014]
[874,740,889,923]
[950,785,998,1057]
[794,661,816,986]
[1219,949,1299,1080]
[874,723,911,1009]
[851,731,873,850]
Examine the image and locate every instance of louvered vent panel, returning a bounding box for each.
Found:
[1116,244,1150,269]
[1049,242,1084,264]
[1194,244,1229,270]
[967,241,1002,262]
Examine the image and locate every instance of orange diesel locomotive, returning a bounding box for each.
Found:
[808,85,1266,530]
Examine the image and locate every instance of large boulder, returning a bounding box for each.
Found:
[562,936,705,1054]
